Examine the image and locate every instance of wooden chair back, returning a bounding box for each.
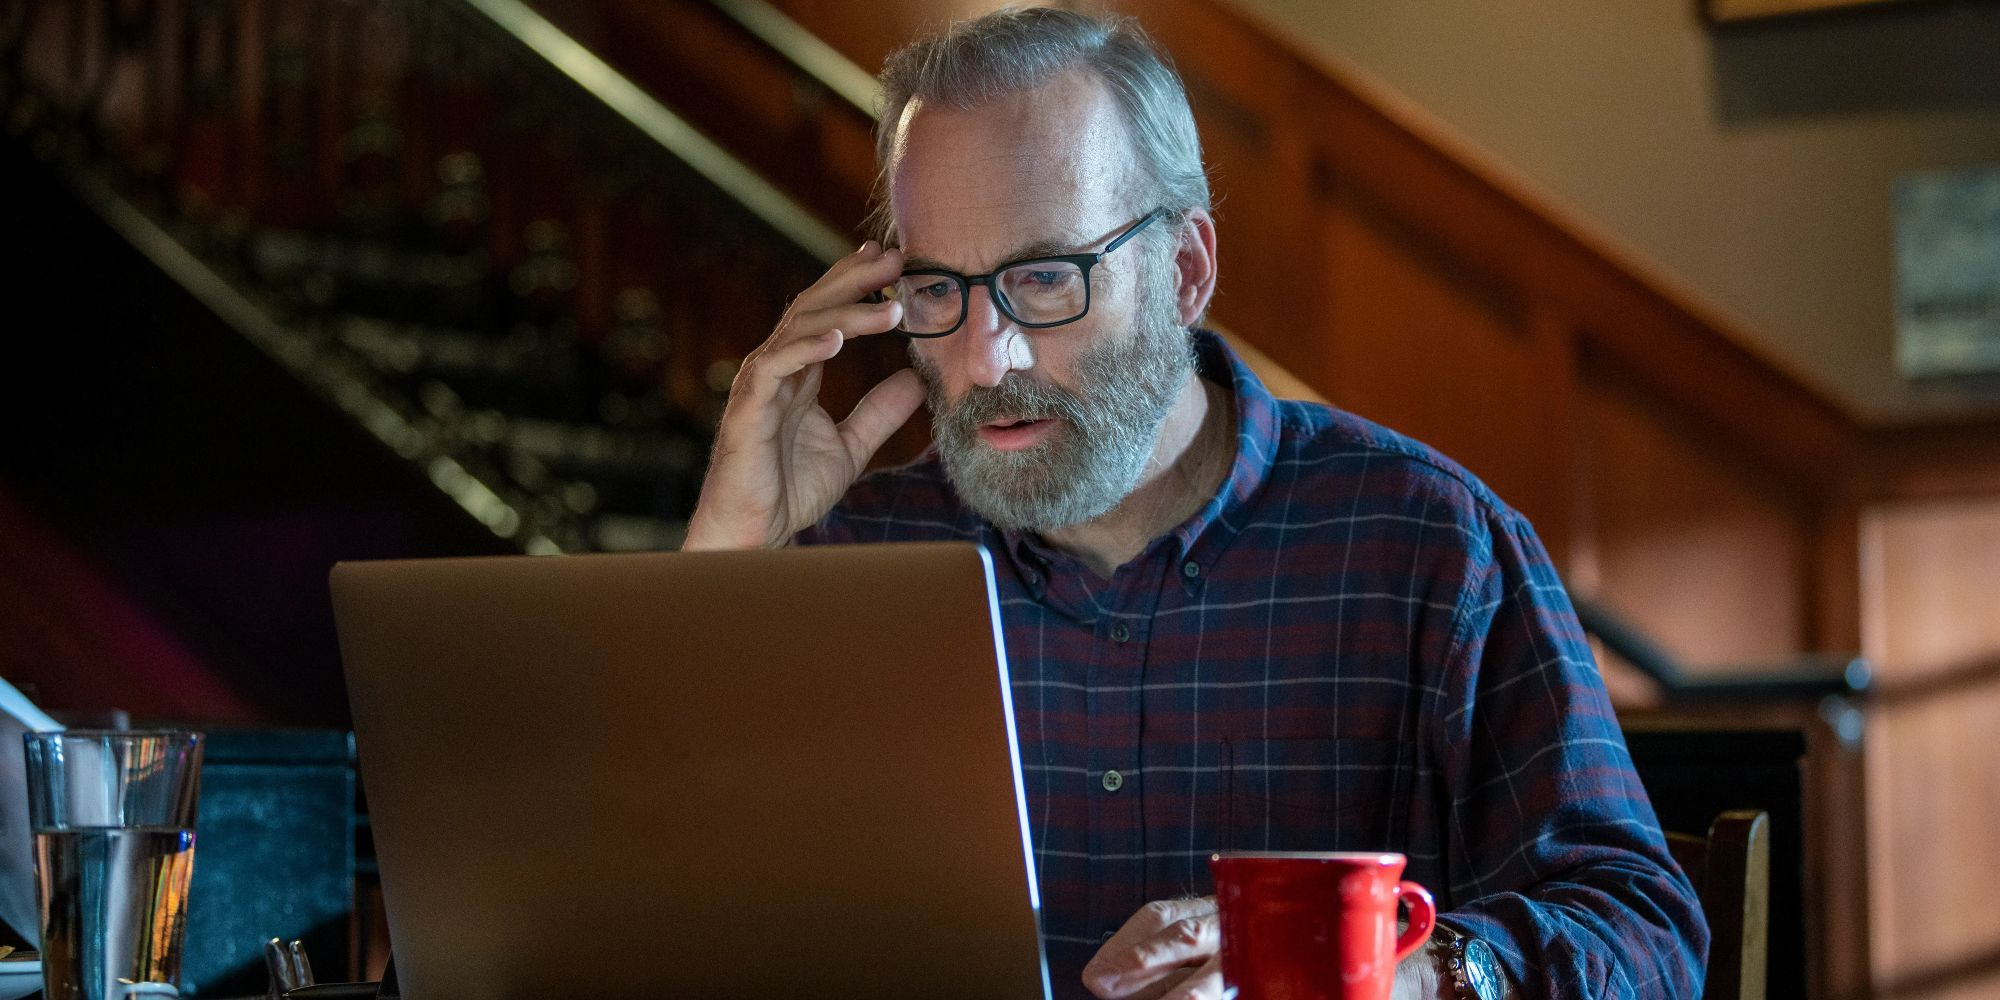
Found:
[1666,809,1772,1000]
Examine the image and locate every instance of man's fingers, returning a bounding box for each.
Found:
[788,298,903,346]
[1157,958,1225,1000]
[838,368,926,468]
[684,241,905,553]
[1127,913,1220,978]
[789,241,905,314]
[738,298,899,391]
[1084,899,1221,999]
[729,246,903,410]
[736,328,846,397]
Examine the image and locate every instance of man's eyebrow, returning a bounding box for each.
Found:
[901,234,1085,273]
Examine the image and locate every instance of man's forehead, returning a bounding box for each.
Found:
[887,70,1132,270]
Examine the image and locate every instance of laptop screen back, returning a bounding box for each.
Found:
[332,542,1049,1000]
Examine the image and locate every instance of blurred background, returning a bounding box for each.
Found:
[2,0,1996,997]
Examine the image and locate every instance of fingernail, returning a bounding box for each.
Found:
[858,240,877,254]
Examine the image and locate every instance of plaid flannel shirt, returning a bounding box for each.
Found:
[799,330,1707,998]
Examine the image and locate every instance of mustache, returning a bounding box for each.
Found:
[932,371,1091,436]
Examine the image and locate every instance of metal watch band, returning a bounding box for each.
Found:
[1435,922,1504,1000]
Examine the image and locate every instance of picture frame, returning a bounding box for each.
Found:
[1705,0,1925,24]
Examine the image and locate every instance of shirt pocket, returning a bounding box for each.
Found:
[1217,737,1411,854]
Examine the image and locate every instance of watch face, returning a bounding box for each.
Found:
[1462,937,1505,1000]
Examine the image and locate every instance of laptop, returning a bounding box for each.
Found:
[331,542,1051,1000]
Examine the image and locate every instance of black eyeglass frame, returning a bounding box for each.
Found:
[888,207,1170,339]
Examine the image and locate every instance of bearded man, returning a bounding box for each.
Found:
[683,9,1706,1000]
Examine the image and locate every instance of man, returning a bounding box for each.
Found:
[684,8,1706,1000]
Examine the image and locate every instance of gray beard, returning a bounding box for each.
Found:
[914,295,1196,534]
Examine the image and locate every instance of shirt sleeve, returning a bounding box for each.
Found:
[1430,509,1708,998]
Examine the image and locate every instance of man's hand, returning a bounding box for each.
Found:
[1084,897,1459,1000]
[682,241,926,551]
[1082,898,1223,1000]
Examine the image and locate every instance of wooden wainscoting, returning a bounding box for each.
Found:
[1860,498,2000,1000]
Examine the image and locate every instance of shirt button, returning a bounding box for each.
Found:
[1110,622,1130,643]
[1101,769,1125,792]
[1100,930,1117,946]
[1183,560,1201,578]
[1023,568,1038,585]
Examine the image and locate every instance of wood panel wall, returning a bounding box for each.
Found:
[1860,499,2000,1000]
[571,2,2000,996]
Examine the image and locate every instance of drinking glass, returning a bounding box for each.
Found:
[25,730,205,1000]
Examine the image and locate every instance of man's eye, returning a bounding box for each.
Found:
[1009,268,1079,293]
[915,281,955,299]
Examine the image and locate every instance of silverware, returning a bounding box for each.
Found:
[289,940,314,987]
[264,938,315,1000]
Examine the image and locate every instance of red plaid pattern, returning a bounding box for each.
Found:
[799,331,1706,999]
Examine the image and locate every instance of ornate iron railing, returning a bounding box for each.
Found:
[1,0,902,553]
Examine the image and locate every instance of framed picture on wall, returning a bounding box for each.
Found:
[1705,0,1924,23]
[1895,168,2000,378]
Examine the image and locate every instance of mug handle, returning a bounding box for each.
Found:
[1394,881,1437,963]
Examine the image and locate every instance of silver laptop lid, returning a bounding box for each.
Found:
[332,542,1049,1000]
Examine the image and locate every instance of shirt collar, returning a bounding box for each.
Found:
[998,328,1282,571]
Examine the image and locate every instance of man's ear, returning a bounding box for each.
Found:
[1172,209,1219,327]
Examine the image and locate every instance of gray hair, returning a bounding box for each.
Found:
[871,6,1211,242]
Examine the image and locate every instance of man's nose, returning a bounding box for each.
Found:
[955,285,1033,388]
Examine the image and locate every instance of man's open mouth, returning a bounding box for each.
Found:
[975,417,1058,451]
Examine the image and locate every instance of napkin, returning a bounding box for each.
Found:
[0,677,63,945]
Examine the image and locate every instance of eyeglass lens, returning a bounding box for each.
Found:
[891,260,1088,335]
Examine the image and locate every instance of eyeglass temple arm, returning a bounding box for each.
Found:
[1101,207,1170,256]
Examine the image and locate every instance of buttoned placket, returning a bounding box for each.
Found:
[1080,547,1169,940]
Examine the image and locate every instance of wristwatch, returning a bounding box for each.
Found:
[1432,922,1506,1000]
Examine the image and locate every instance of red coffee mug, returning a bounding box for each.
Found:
[1210,851,1436,1000]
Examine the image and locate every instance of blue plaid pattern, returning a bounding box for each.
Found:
[800,331,1706,998]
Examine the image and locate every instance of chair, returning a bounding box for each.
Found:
[1666,809,1771,1000]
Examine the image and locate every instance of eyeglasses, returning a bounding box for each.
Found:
[885,208,1168,338]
